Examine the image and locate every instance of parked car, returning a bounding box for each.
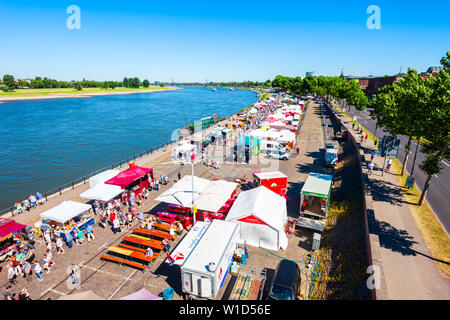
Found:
[266,259,301,300]
[267,150,290,160]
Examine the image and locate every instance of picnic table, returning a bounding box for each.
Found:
[133,227,175,240]
[157,212,177,224]
[122,236,164,251]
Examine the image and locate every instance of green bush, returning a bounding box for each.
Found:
[0,84,9,92]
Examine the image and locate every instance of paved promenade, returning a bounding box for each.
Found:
[333,106,450,300]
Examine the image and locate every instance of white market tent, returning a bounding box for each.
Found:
[80,183,123,202]
[225,186,288,251]
[156,176,237,213]
[277,130,296,143]
[89,169,120,187]
[40,201,92,224]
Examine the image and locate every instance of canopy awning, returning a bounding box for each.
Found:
[40,201,92,224]
[104,166,153,189]
[156,176,237,212]
[301,173,333,197]
[0,218,27,239]
[89,169,120,187]
[80,183,123,202]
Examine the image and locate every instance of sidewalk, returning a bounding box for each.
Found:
[334,107,450,300]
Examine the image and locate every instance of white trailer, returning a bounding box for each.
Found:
[181,220,239,300]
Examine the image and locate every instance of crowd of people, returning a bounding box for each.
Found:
[14,192,44,214]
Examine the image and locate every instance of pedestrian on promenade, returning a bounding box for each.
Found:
[77,229,85,246]
[29,194,37,208]
[7,264,17,285]
[371,151,375,161]
[34,262,43,281]
[155,179,160,191]
[23,261,32,282]
[92,200,99,215]
[386,158,392,171]
[22,198,31,212]
[178,171,182,181]
[374,138,378,147]
[70,268,78,285]
[56,236,65,254]
[368,161,374,175]
[297,146,300,154]
[99,213,107,229]
[66,231,73,249]
[26,248,35,263]
[365,133,368,142]
[3,286,14,300]
[18,288,31,300]
[360,135,364,143]
[113,217,121,234]
[86,224,94,242]
[15,202,22,215]
[73,227,80,245]
[36,192,44,205]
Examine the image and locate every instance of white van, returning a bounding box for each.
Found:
[260,139,286,154]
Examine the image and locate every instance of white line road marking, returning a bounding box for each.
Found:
[49,288,66,296]
[442,160,450,167]
[97,242,109,250]
[108,269,137,300]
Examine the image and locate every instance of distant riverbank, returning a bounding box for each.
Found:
[0,86,182,101]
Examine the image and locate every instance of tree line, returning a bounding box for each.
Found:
[178,80,272,88]
[271,51,450,206]
[0,75,151,92]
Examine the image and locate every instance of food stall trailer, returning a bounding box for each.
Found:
[180,220,239,300]
[296,173,333,232]
[252,171,288,197]
[0,218,28,263]
[105,165,154,199]
[39,201,94,241]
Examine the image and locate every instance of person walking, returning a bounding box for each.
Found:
[36,192,44,205]
[15,202,22,215]
[386,158,393,171]
[371,150,375,161]
[34,262,43,281]
[3,286,14,300]
[113,217,121,234]
[56,236,65,254]
[7,264,17,285]
[23,261,32,282]
[368,161,374,175]
[365,133,369,142]
[86,224,94,242]
[178,171,182,181]
[66,231,73,249]
[18,288,31,300]
[70,268,78,285]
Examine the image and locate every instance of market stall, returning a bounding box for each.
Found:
[173,142,198,162]
[105,165,154,197]
[225,186,288,251]
[39,201,94,241]
[296,173,333,232]
[80,182,123,202]
[0,218,28,263]
[89,169,120,188]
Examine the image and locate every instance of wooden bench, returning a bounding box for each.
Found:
[101,254,124,265]
[122,259,147,271]
[123,236,164,251]
[133,227,175,240]
[157,211,178,224]
[117,243,148,254]
[153,222,181,233]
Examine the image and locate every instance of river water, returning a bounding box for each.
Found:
[0,86,257,210]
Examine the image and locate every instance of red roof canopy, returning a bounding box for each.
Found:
[104,166,153,189]
[0,218,27,238]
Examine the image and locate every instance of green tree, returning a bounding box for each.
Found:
[73,81,82,91]
[142,79,150,88]
[3,74,16,90]
[0,84,9,92]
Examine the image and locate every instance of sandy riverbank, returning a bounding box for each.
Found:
[0,87,183,102]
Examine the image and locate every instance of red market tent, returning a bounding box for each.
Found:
[104,166,153,189]
[0,218,27,240]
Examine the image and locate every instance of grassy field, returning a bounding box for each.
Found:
[0,86,175,97]
[390,158,450,277]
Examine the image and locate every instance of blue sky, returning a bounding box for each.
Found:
[0,0,449,82]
